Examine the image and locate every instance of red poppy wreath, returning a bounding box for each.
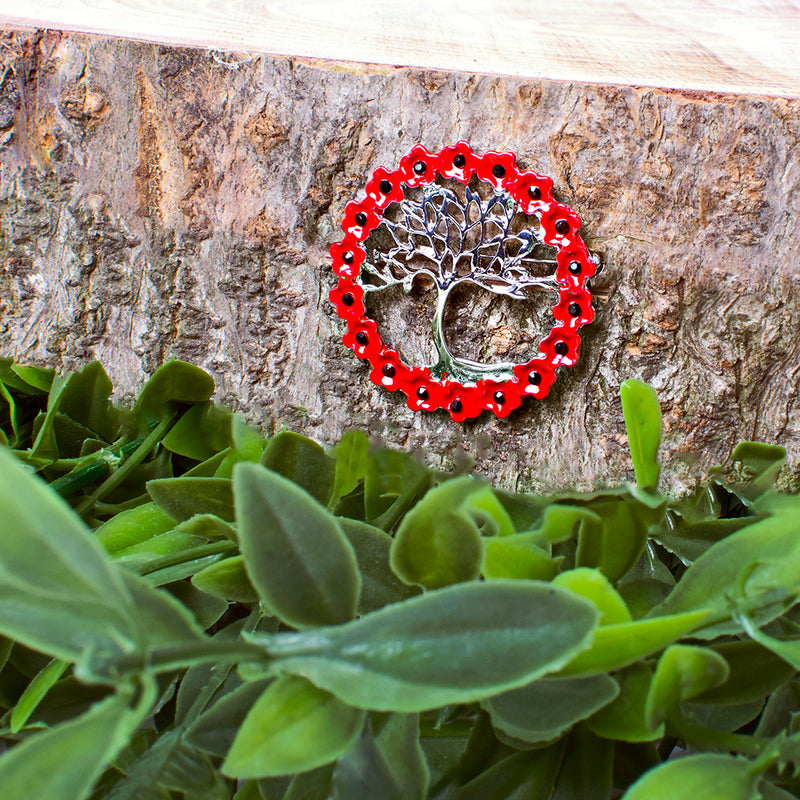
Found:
[329,142,598,421]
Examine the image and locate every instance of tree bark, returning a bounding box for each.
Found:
[2,29,800,493]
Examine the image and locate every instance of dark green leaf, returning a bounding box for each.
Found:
[0,690,137,800]
[253,580,598,711]
[338,518,420,614]
[188,678,272,757]
[484,674,619,744]
[650,516,800,636]
[551,725,613,800]
[167,581,228,630]
[390,477,488,589]
[9,363,55,393]
[690,640,796,706]
[587,664,663,742]
[223,674,365,778]
[365,447,432,531]
[281,764,336,800]
[620,378,661,489]
[260,431,337,506]
[147,477,235,522]
[162,402,232,461]
[653,517,755,565]
[331,714,428,800]
[234,462,360,628]
[622,754,760,800]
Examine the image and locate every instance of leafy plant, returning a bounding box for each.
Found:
[1,360,800,799]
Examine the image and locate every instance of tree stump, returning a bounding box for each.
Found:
[2,29,799,492]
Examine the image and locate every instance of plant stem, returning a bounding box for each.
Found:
[109,639,270,676]
[135,541,238,576]
[75,411,178,517]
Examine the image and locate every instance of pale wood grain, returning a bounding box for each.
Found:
[3,0,800,96]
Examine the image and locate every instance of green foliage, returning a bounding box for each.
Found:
[1,358,800,799]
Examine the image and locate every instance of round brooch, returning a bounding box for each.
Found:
[329,142,597,421]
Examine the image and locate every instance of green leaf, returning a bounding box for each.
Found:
[587,663,663,742]
[390,477,488,589]
[0,447,138,662]
[365,447,432,531]
[331,430,370,508]
[738,614,800,673]
[58,361,118,442]
[576,498,650,582]
[690,640,795,706]
[173,513,237,541]
[10,363,55,393]
[653,518,755,565]
[148,477,235,522]
[649,516,800,636]
[223,675,365,778]
[482,532,562,581]
[10,657,69,733]
[551,725,613,800]
[188,678,272,757]
[559,610,710,676]
[192,556,259,603]
[95,502,176,554]
[440,743,565,800]
[234,462,360,628]
[331,714,429,800]
[552,568,632,625]
[622,754,761,800]
[484,674,619,744]
[30,373,69,459]
[620,379,661,489]
[260,431,337,506]
[527,504,600,545]
[253,580,598,712]
[338,518,420,614]
[644,645,729,729]
[730,441,786,497]
[0,690,138,800]
[162,402,233,461]
[134,360,215,423]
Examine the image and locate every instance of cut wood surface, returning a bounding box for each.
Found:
[3,1,800,97]
[1,29,800,493]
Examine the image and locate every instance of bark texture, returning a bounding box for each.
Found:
[2,29,800,492]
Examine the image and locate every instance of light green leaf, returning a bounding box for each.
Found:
[254,580,598,711]
[162,402,233,461]
[644,645,729,729]
[223,675,365,778]
[484,674,619,744]
[134,360,215,423]
[0,447,137,662]
[553,568,632,625]
[192,556,258,603]
[234,462,360,628]
[620,379,661,489]
[0,690,138,800]
[10,657,68,733]
[559,610,710,676]
[95,502,175,554]
[622,754,760,800]
[390,477,489,589]
[482,533,562,581]
[365,447,432,531]
[331,430,370,508]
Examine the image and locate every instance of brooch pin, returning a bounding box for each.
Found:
[330,142,597,420]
